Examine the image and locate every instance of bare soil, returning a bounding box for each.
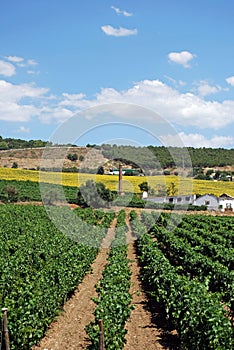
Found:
[124,214,180,350]
[31,218,117,350]
[31,211,181,350]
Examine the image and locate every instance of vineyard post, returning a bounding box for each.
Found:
[2,308,10,350]
[99,319,105,350]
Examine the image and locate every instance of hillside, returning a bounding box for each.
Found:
[0,141,234,175]
[0,147,107,171]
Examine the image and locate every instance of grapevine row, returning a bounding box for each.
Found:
[86,209,133,349]
[130,211,234,350]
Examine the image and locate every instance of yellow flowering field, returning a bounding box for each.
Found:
[0,168,233,196]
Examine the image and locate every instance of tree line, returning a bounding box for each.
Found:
[0,136,234,169]
[100,144,234,169]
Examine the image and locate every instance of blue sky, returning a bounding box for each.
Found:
[0,0,234,148]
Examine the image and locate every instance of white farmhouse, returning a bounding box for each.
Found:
[219,193,234,212]
[194,194,220,211]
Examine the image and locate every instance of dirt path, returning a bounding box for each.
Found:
[31,218,117,350]
[32,211,179,350]
[124,213,179,350]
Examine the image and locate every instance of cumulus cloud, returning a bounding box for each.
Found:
[16,126,30,133]
[168,51,195,68]
[194,80,223,97]
[0,79,49,122]
[27,59,38,66]
[59,79,234,129]
[101,25,137,37]
[164,75,186,87]
[39,106,74,124]
[226,76,234,86]
[111,6,133,17]
[0,60,16,76]
[1,75,234,138]
[160,132,234,148]
[5,55,24,63]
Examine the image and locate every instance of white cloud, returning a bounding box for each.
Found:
[27,59,38,66]
[0,79,49,122]
[1,75,233,136]
[164,75,186,87]
[16,126,30,133]
[168,51,195,68]
[39,106,74,124]
[226,76,234,86]
[160,132,234,148]
[194,80,222,97]
[27,70,40,75]
[5,55,24,63]
[0,60,16,76]
[101,25,137,37]
[59,79,234,129]
[62,92,86,100]
[111,6,133,17]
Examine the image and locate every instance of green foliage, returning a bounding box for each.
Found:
[97,165,104,175]
[77,180,115,208]
[43,189,59,205]
[0,136,49,149]
[0,205,115,350]
[131,213,234,349]
[138,181,149,192]
[101,144,234,169]
[86,210,133,349]
[0,141,9,150]
[67,153,78,161]
[1,185,18,203]
[0,179,78,203]
[166,182,177,195]
[11,161,18,169]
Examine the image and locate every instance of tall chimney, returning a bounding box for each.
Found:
[118,163,123,195]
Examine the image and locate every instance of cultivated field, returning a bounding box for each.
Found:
[0,167,234,196]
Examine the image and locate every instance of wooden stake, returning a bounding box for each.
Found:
[2,308,10,350]
[99,319,105,350]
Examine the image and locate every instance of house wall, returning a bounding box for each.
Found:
[219,199,234,212]
[194,194,219,211]
[145,194,195,205]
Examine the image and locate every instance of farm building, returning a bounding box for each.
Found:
[145,193,234,211]
[145,194,196,205]
[219,193,234,212]
[194,194,220,211]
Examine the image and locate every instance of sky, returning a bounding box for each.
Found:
[0,0,234,148]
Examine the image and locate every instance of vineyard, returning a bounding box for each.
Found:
[0,204,233,349]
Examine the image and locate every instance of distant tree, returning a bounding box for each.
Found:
[43,189,59,205]
[79,155,84,162]
[157,184,166,196]
[138,181,149,192]
[206,169,214,176]
[1,185,18,203]
[12,162,18,169]
[67,153,78,161]
[166,182,177,196]
[138,181,155,195]
[0,141,8,150]
[97,166,104,175]
[77,180,114,208]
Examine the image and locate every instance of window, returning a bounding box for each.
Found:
[169,198,173,203]
[185,196,190,201]
[177,197,182,202]
[205,200,210,205]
